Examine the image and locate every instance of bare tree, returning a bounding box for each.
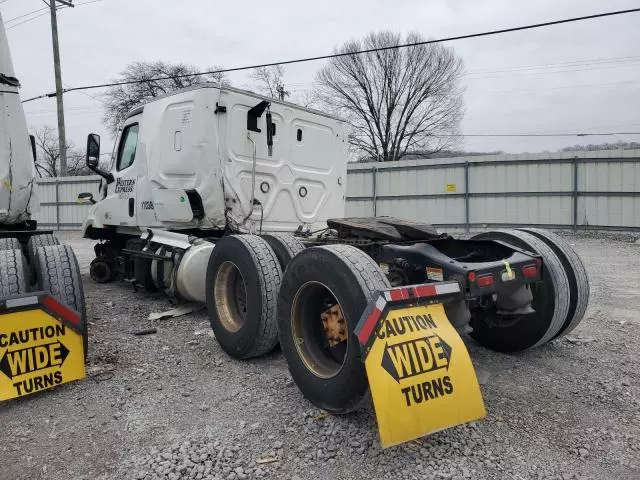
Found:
[102,61,229,135]
[315,31,464,162]
[32,125,90,177]
[292,89,317,108]
[250,65,290,100]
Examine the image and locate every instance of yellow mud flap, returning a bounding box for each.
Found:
[0,293,85,401]
[355,282,486,448]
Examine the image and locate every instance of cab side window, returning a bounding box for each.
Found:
[117,124,139,171]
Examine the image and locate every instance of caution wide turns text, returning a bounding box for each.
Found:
[365,303,486,448]
[0,309,85,401]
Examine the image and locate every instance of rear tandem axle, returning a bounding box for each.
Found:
[86,217,589,424]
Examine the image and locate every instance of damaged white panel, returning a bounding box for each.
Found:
[151,188,193,222]
[0,13,38,225]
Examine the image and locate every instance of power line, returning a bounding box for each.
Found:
[476,79,640,95]
[26,110,102,117]
[22,7,640,103]
[437,132,640,138]
[4,7,49,24]
[74,0,105,6]
[464,55,640,75]
[6,0,105,173]
[270,55,640,90]
[291,77,640,96]
[26,104,102,112]
[6,10,50,29]
[5,0,103,30]
[465,62,640,81]
[63,82,103,102]
[425,79,640,95]
[25,105,102,114]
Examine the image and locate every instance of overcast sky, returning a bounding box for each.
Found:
[2,0,640,155]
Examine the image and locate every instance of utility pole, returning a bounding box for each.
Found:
[48,0,74,176]
[275,83,289,102]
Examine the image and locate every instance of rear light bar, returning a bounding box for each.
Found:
[522,264,538,278]
[468,271,494,288]
[476,274,494,288]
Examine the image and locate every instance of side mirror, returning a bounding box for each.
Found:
[84,133,113,183]
[86,133,101,168]
[77,192,96,205]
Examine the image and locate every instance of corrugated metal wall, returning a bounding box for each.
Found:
[33,176,100,229]
[33,149,640,231]
[346,149,640,232]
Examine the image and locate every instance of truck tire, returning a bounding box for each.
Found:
[470,229,570,352]
[27,234,59,268]
[34,245,88,357]
[0,237,21,251]
[206,235,282,359]
[278,245,391,413]
[518,228,590,338]
[0,249,29,297]
[90,257,115,283]
[260,233,306,271]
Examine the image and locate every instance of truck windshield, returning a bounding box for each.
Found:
[117,123,139,171]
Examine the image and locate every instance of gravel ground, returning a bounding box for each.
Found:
[1,231,638,480]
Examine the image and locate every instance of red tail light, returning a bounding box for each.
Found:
[523,265,538,278]
[476,274,494,288]
[467,271,476,282]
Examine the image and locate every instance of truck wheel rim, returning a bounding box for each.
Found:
[90,261,110,283]
[291,281,348,379]
[214,261,247,333]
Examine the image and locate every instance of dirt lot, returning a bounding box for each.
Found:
[1,232,638,480]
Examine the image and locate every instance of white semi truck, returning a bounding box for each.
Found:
[79,82,590,423]
[0,12,84,320]
[0,13,87,401]
[0,10,38,232]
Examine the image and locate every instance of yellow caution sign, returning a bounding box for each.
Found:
[355,282,485,448]
[446,183,457,192]
[0,294,85,401]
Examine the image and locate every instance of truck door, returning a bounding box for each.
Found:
[105,121,139,226]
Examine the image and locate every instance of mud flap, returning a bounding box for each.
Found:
[0,293,86,401]
[355,282,486,448]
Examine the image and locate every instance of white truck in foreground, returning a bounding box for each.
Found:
[0,11,85,319]
[79,82,589,445]
[0,13,86,402]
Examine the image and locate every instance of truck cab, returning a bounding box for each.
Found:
[82,84,349,240]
